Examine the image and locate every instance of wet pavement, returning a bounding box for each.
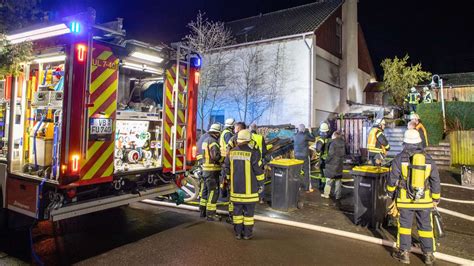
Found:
[0,169,471,265]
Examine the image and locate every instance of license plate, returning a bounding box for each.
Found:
[90,118,112,134]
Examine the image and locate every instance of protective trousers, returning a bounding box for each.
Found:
[318,158,326,190]
[233,203,256,237]
[397,208,435,253]
[199,171,220,216]
[295,155,311,191]
[409,104,418,113]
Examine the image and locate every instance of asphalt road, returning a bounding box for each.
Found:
[0,202,457,265]
[73,203,453,265]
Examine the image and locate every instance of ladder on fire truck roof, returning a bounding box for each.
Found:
[170,44,192,174]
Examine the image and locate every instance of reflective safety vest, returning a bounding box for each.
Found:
[199,136,222,172]
[315,136,330,160]
[406,92,420,104]
[227,146,265,203]
[386,153,439,209]
[219,128,233,155]
[423,91,433,103]
[251,133,264,163]
[367,127,389,154]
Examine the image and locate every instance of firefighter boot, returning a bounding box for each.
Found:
[206,213,221,222]
[226,212,233,224]
[423,253,435,265]
[392,250,410,264]
[199,206,206,218]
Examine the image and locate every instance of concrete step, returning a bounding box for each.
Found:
[426,146,451,153]
[427,150,450,156]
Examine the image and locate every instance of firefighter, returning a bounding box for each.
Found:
[387,129,440,265]
[220,118,235,155]
[367,118,390,165]
[422,86,433,104]
[223,122,247,222]
[315,122,331,192]
[197,123,223,221]
[250,123,267,203]
[294,124,315,192]
[410,113,429,148]
[224,129,265,240]
[405,87,421,114]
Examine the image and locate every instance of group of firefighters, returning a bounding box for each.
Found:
[196,107,440,264]
[196,119,266,240]
[406,86,434,113]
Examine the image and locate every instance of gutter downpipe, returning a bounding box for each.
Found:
[303,34,314,127]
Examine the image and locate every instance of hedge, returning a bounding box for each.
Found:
[417,102,474,145]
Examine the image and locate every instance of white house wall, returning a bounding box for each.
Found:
[202,37,313,129]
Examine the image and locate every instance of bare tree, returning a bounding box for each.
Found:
[183,12,234,130]
[230,47,277,123]
[265,43,286,124]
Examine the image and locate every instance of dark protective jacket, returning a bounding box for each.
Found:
[416,123,429,148]
[324,137,346,178]
[293,131,314,158]
[315,133,330,160]
[405,92,421,104]
[423,91,433,103]
[224,143,265,203]
[196,133,222,172]
[367,126,390,155]
[386,144,441,209]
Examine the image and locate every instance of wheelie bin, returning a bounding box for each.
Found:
[351,165,390,228]
[269,159,304,212]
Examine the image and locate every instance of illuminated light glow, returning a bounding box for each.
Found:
[121,61,160,74]
[130,51,163,63]
[61,164,67,174]
[72,155,80,172]
[192,145,197,159]
[194,71,200,85]
[70,21,81,33]
[34,55,66,63]
[77,44,87,62]
[6,24,70,44]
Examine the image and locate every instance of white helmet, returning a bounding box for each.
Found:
[208,123,221,133]
[224,118,235,128]
[319,122,330,133]
[423,86,429,92]
[375,118,386,126]
[410,87,417,93]
[403,129,422,144]
[410,113,420,120]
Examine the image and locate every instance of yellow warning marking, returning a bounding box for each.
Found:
[86,141,103,160]
[103,161,114,177]
[82,144,114,180]
[90,68,116,93]
[103,99,117,116]
[89,79,117,115]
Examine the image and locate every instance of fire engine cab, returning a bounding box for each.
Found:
[0,11,200,221]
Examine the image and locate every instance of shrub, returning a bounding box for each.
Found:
[417,102,474,145]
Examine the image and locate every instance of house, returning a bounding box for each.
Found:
[202,0,376,128]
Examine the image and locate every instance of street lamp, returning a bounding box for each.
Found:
[430,74,446,131]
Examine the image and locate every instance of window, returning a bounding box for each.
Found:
[336,17,342,55]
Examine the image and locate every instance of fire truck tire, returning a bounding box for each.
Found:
[182,176,199,202]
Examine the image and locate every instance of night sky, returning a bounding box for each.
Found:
[41,0,474,78]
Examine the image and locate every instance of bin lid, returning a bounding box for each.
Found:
[269,158,304,167]
[351,165,390,177]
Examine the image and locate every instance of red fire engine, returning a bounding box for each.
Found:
[0,11,200,221]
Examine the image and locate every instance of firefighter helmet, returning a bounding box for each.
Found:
[224,118,235,128]
[410,87,417,92]
[375,118,386,126]
[410,113,420,120]
[423,86,429,92]
[208,123,221,133]
[320,122,330,133]
[237,129,252,143]
[403,129,421,144]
